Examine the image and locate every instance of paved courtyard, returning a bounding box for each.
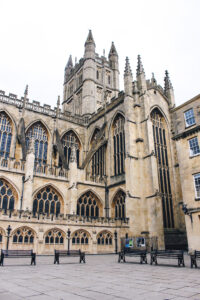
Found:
[0,254,200,300]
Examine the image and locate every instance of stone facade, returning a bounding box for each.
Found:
[172,94,200,251]
[0,31,189,254]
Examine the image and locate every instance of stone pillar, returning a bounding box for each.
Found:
[23,137,34,211]
[68,145,78,214]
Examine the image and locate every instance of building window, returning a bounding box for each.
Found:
[96,70,99,80]
[59,130,80,168]
[113,114,125,176]
[45,229,64,244]
[90,128,106,179]
[77,191,102,218]
[151,108,174,228]
[33,186,61,216]
[108,75,111,85]
[97,231,112,245]
[26,122,48,165]
[194,173,200,199]
[72,230,89,245]
[12,227,34,244]
[0,112,12,159]
[189,137,200,156]
[184,108,195,127]
[0,179,15,212]
[113,190,126,219]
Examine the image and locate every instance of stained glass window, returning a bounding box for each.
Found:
[0,112,12,159]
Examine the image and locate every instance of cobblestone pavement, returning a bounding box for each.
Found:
[0,254,200,300]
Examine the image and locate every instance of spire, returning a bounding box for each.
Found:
[85,29,95,46]
[151,72,157,86]
[124,57,132,76]
[65,55,73,69]
[164,70,173,92]
[56,95,60,118]
[136,55,145,76]
[23,85,28,110]
[109,42,118,57]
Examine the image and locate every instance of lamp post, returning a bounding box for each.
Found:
[67,228,71,253]
[114,230,118,254]
[6,225,12,250]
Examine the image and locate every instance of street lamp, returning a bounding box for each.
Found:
[114,230,118,254]
[67,228,71,253]
[6,225,12,250]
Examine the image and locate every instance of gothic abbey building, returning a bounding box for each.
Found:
[1,30,199,254]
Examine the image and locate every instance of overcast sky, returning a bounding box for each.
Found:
[0,0,199,108]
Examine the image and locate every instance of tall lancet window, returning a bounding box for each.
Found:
[26,122,48,165]
[113,114,125,175]
[151,108,174,228]
[91,128,106,178]
[59,130,80,167]
[0,112,12,159]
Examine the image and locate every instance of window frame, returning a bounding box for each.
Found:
[188,136,200,157]
[194,173,200,199]
[184,108,195,128]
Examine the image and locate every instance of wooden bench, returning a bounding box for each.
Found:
[190,250,200,268]
[54,250,85,264]
[118,248,147,264]
[0,249,36,266]
[150,250,185,267]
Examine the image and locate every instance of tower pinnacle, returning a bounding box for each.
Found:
[136,55,145,76]
[109,42,118,57]
[85,30,95,46]
[66,55,73,69]
[124,57,132,76]
[164,70,175,108]
[164,70,173,92]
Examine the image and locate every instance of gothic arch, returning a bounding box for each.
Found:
[25,119,51,138]
[0,177,19,211]
[32,184,64,216]
[0,176,20,198]
[88,126,100,147]
[97,230,113,245]
[0,110,15,159]
[111,189,126,219]
[44,228,66,245]
[111,188,126,204]
[0,109,17,131]
[108,110,125,136]
[32,183,64,201]
[76,190,103,217]
[77,189,103,206]
[150,106,170,129]
[60,128,83,148]
[11,226,36,244]
[71,229,91,245]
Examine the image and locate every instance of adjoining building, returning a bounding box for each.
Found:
[0,30,193,254]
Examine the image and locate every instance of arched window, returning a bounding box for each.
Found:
[12,227,34,244]
[151,108,174,228]
[26,122,48,165]
[59,130,80,167]
[91,128,106,179]
[97,231,112,245]
[113,190,126,219]
[44,229,64,244]
[0,228,4,243]
[0,112,12,159]
[77,191,102,218]
[113,114,125,175]
[0,178,16,212]
[72,230,89,245]
[33,186,62,216]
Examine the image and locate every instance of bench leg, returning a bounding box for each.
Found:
[31,253,36,265]
[54,253,59,264]
[80,253,85,263]
[118,252,125,263]
[191,256,197,268]
[151,255,157,265]
[0,254,4,266]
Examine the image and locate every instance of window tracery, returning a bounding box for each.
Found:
[72,230,89,245]
[91,129,106,179]
[97,231,112,245]
[59,130,80,167]
[44,229,64,244]
[113,114,125,175]
[26,122,48,165]
[151,108,174,228]
[0,179,16,212]
[113,190,126,219]
[33,186,61,216]
[0,112,12,159]
[77,191,101,218]
[12,227,34,244]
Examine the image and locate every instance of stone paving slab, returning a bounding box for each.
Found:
[0,254,200,299]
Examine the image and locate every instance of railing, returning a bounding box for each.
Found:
[33,162,68,178]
